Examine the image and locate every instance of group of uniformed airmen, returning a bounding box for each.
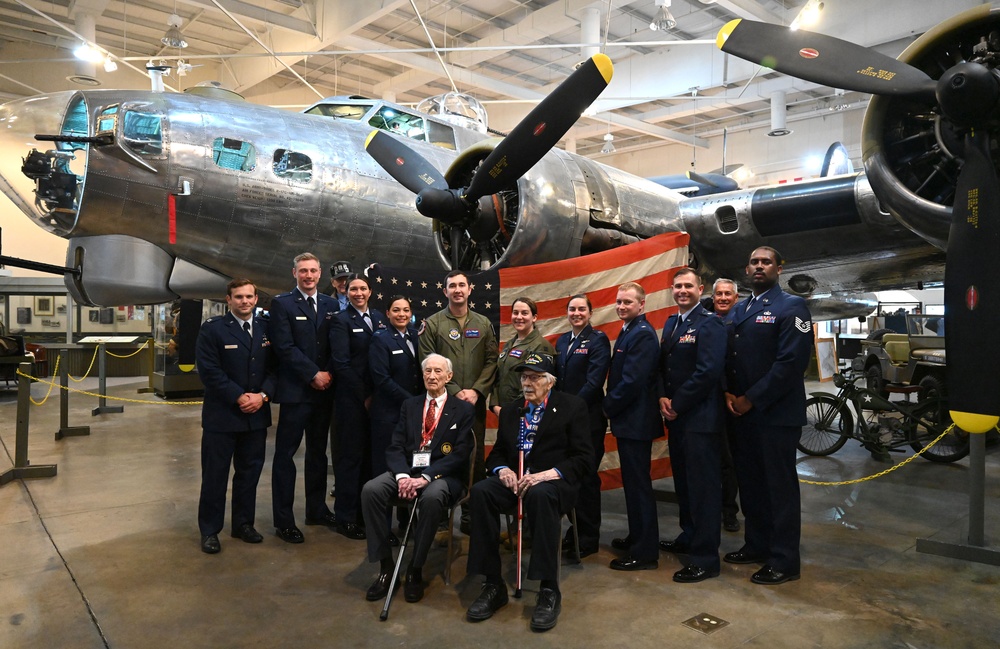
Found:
[195,245,813,631]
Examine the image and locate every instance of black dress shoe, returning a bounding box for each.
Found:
[724,548,766,565]
[609,556,658,571]
[530,588,561,632]
[404,568,424,603]
[335,522,366,540]
[466,582,509,621]
[723,514,741,533]
[275,526,304,544]
[388,532,400,548]
[751,565,800,585]
[658,539,689,554]
[201,534,221,554]
[610,537,632,551]
[673,565,720,583]
[304,512,337,527]
[571,545,599,559]
[365,573,397,601]
[232,523,263,543]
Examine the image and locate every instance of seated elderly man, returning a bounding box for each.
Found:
[465,352,591,632]
[361,353,474,603]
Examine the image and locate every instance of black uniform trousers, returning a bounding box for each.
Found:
[198,427,267,536]
[272,401,333,528]
[720,415,740,518]
[734,420,801,574]
[361,473,454,568]
[617,437,659,561]
[572,407,607,552]
[467,477,566,582]
[333,392,371,524]
[667,428,722,571]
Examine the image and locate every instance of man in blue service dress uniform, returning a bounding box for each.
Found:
[657,268,727,583]
[268,252,339,543]
[196,278,276,554]
[605,282,663,571]
[724,246,813,585]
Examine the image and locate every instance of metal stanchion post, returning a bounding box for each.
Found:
[55,354,90,441]
[1,362,58,486]
[91,342,124,416]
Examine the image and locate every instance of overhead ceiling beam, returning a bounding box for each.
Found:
[176,0,317,36]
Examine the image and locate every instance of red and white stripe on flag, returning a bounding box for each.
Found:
[484,231,690,489]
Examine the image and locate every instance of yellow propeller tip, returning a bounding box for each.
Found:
[591,53,614,84]
[364,130,379,148]
[717,19,742,50]
[950,411,999,434]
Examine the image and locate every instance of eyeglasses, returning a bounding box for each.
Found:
[519,373,546,383]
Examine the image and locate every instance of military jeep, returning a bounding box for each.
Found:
[855,314,946,402]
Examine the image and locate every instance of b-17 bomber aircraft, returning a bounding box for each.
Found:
[1,4,994,342]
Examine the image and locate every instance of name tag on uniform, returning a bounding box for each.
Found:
[295,316,308,320]
[224,344,238,349]
[352,328,364,333]
[412,452,431,468]
[465,329,480,338]
[392,349,404,355]
[509,349,524,358]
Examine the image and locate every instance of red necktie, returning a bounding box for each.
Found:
[421,399,437,448]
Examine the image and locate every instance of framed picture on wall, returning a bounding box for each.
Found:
[35,296,54,316]
[99,308,114,325]
[16,307,31,325]
[89,309,100,323]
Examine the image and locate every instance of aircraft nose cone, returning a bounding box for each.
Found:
[0,91,87,236]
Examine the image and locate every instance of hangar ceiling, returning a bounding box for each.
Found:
[0,0,976,159]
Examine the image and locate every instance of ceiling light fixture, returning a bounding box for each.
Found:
[73,42,103,63]
[161,14,188,48]
[601,131,616,154]
[650,0,677,31]
[790,0,824,31]
[104,57,118,72]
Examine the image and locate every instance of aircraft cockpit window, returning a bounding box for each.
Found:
[304,103,372,120]
[121,111,162,156]
[96,106,118,136]
[212,137,257,172]
[368,109,427,143]
[273,149,313,183]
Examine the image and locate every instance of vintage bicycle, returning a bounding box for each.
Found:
[798,370,969,463]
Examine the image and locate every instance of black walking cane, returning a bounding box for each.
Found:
[380,498,420,621]
[513,449,525,599]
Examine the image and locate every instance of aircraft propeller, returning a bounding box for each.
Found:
[366,53,614,270]
[717,19,1000,432]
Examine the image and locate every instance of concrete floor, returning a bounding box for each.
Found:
[1,376,999,649]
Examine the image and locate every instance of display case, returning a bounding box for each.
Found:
[151,299,224,398]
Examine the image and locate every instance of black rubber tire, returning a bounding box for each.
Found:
[799,395,852,456]
[864,363,889,400]
[910,375,967,462]
[866,328,896,341]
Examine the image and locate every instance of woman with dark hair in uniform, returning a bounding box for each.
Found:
[555,294,611,557]
[330,274,389,539]
[490,296,556,418]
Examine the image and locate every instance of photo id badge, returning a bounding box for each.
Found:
[412,452,431,468]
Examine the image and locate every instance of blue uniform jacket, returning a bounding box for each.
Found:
[555,324,611,407]
[726,285,813,427]
[386,395,475,488]
[658,303,726,434]
[330,306,389,401]
[195,312,276,432]
[267,289,337,404]
[369,326,421,415]
[604,314,663,440]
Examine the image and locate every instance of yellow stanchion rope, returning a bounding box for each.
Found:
[105,345,146,359]
[799,424,981,486]
[68,346,100,382]
[16,368,203,406]
[27,355,60,406]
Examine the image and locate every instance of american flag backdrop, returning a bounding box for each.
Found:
[370,231,690,490]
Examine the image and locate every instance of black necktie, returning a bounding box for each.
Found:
[306,296,315,314]
[745,297,755,313]
[363,313,372,330]
[243,321,251,338]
